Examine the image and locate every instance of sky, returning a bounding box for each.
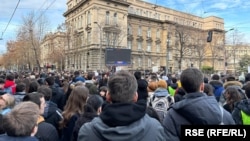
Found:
[0,0,250,53]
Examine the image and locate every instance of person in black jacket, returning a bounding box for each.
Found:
[134,71,148,101]
[232,81,250,124]
[45,76,65,110]
[37,85,62,137]
[72,95,103,141]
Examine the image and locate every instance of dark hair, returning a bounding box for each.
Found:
[87,95,104,112]
[204,77,209,83]
[0,114,5,134]
[146,106,161,122]
[180,68,203,93]
[245,73,250,82]
[74,71,80,76]
[6,74,14,81]
[108,70,137,103]
[204,83,214,96]
[224,86,242,110]
[172,77,177,83]
[211,74,220,80]
[28,81,40,93]
[16,82,26,93]
[243,82,250,98]
[134,71,141,80]
[226,75,236,81]
[87,72,94,80]
[23,93,44,108]
[37,85,52,101]
[45,76,55,86]
[99,86,108,93]
[0,78,5,84]
[37,78,46,85]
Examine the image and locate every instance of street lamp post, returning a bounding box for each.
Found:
[94,22,102,72]
[223,28,234,75]
[166,33,171,74]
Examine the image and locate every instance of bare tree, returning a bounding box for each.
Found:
[228,29,244,75]
[174,25,193,71]
[17,12,50,72]
[186,31,207,69]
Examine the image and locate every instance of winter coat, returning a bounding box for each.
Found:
[78,100,166,141]
[162,92,235,141]
[60,114,79,141]
[43,101,62,135]
[3,80,16,94]
[232,99,250,124]
[72,105,98,141]
[0,135,38,141]
[49,85,65,110]
[14,92,26,105]
[136,79,148,101]
[36,116,59,141]
[209,80,224,102]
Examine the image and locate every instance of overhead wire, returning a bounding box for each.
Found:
[1,0,20,40]
[34,0,57,24]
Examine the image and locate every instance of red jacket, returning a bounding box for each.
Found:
[4,80,16,94]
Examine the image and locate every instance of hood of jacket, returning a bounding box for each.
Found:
[99,100,147,127]
[137,79,148,89]
[43,101,59,118]
[234,99,250,115]
[223,81,243,89]
[154,88,170,97]
[172,92,223,124]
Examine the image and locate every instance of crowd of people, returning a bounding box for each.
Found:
[0,68,249,141]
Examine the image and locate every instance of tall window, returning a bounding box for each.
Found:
[128,41,132,49]
[128,25,132,35]
[87,11,91,25]
[106,11,110,25]
[156,29,160,38]
[147,42,151,51]
[138,57,142,67]
[137,41,142,50]
[138,26,142,36]
[87,32,91,44]
[148,58,152,67]
[113,13,117,25]
[147,27,151,37]
[156,44,160,52]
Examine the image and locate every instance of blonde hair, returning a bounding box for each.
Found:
[4,94,15,108]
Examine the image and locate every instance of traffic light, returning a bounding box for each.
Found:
[207,30,213,42]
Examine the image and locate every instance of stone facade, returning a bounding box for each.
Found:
[63,0,225,73]
[40,32,67,71]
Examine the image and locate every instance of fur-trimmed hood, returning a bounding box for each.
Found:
[223,81,243,89]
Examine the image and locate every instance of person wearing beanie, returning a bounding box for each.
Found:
[134,71,148,101]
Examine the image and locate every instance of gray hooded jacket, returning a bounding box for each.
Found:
[77,114,166,141]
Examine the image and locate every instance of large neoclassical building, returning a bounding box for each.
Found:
[63,0,225,73]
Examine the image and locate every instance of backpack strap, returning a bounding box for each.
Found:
[219,106,224,125]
